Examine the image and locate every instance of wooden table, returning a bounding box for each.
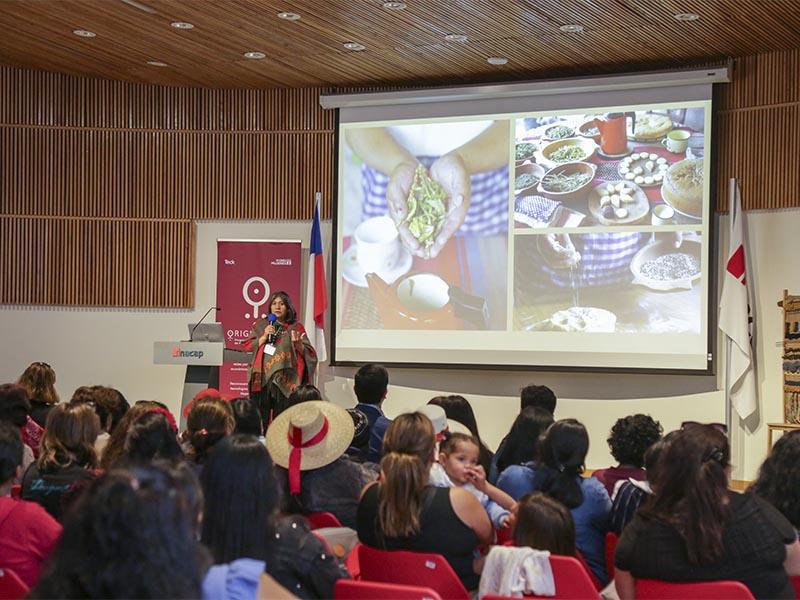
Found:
[767,422,800,451]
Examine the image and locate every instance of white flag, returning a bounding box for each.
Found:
[304,193,328,363]
[718,179,757,419]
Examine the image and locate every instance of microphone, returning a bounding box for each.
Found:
[190,306,221,341]
[266,313,277,344]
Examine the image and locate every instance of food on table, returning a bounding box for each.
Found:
[619,153,668,186]
[629,112,673,140]
[639,252,700,281]
[661,159,703,218]
[590,181,647,225]
[515,172,541,190]
[548,144,588,163]
[541,171,592,193]
[403,164,447,257]
[582,125,599,136]
[516,143,537,161]
[536,307,617,332]
[545,124,575,140]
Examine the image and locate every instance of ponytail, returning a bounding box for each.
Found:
[379,451,428,537]
[536,419,588,509]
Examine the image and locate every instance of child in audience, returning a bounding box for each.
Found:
[513,492,576,556]
[592,414,662,497]
[434,432,515,528]
[429,396,494,472]
[0,422,62,588]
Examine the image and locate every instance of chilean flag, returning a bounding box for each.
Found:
[304,193,327,362]
[718,179,757,419]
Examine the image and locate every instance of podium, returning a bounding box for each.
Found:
[153,340,249,427]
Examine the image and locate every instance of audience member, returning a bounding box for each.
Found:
[345,407,371,462]
[231,397,264,438]
[615,424,800,600]
[353,364,391,463]
[752,429,800,531]
[497,419,611,584]
[520,384,557,414]
[201,434,348,599]
[429,395,493,472]
[267,401,377,529]
[610,432,675,534]
[357,412,492,590]
[184,396,235,470]
[22,403,100,520]
[513,491,576,556]
[592,414,662,496]
[30,465,208,599]
[120,409,183,466]
[0,422,62,588]
[489,406,554,484]
[100,400,163,469]
[17,362,60,428]
[0,383,35,477]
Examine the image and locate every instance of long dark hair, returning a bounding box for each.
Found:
[428,395,492,471]
[101,401,161,470]
[640,424,731,565]
[495,406,554,474]
[751,430,800,528]
[186,397,234,464]
[30,465,205,599]
[122,411,184,465]
[534,419,589,509]
[268,290,297,324]
[514,492,576,556]
[200,434,279,563]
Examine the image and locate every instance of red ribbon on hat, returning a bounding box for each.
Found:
[287,416,329,495]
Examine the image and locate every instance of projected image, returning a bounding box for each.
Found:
[338,119,511,330]
[513,108,705,229]
[513,231,703,334]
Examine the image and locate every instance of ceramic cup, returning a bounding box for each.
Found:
[354,216,401,275]
[661,129,691,153]
[396,273,450,312]
[652,204,676,226]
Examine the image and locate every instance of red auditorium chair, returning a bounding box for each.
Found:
[304,511,342,529]
[483,555,601,599]
[635,578,755,599]
[335,579,443,600]
[356,545,470,600]
[791,575,800,599]
[0,568,29,600]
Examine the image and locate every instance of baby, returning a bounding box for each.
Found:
[431,432,516,528]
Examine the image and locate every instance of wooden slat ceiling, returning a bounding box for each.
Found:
[0,0,799,89]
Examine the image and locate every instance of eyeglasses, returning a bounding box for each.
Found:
[681,421,728,434]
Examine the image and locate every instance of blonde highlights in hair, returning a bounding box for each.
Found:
[39,403,101,471]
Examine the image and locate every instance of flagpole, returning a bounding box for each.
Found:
[724,177,736,437]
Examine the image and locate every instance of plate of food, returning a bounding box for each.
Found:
[529,306,617,332]
[515,142,538,166]
[630,238,701,291]
[627,112,673,141]
[538,161,596,202]
[661,158,703,219]
[542,122,577,141]
[539,138,596,169]
[578,119,601,142]
[618,152,669,187]
[587,180,649,225]
[514,163,545,196]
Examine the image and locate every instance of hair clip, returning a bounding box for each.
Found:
[703,446,725,465]
[199,428,208,436]
[557,463,566,473]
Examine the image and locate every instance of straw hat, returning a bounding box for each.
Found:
[266,401,354,473]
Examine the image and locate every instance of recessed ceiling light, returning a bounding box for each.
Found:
[72,29,96,38]
[383,1,407,9]
[487,57,508,65]
[277,11,301,21]
[559,24,584,33]
[146,60,169,67]
[674,12,700,21]
[444,34,468,43]
[170,21,194,29]
[343,42,366,51]
[243,51,266,59]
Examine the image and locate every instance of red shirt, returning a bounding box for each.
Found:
[0,496,62,588]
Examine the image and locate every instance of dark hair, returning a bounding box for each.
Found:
[428,395,493,472]
[39,403,101,471]
[495,407,555,474]
[0,421,23,484]
[186,397,234,464]
[535,419,589,509]
[30,465,205,599]
[520,385,557,414]
[231,398,263,437]
[101,401,162,470]
[354,364,389,405]
[439,432,479,455]
[287,384,323,407]
[640,424,731,565]
[268,290,297,324]
[0,383,31,428]
[607,414,663,468]
[122,411,184,465]
[514,492,576,556]
[200,434,279,563]
[643,430,679,487]
[165,460,204,536]
[751,430,800,528]
[18,362,59,406]
[90,386,129,433]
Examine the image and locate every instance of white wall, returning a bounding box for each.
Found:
[2,210,796,480]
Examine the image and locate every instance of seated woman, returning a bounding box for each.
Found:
[357,412,492,590]
[21,403,100,520]
[592,414,662,497]
[428,395,493,473]
[266,401,377,529]
[100,401,165,469]
[0,384,36,479]
[489,406,554,484]
[751,429,800,531]
[201,434,348,599]
[29,464,207,599]
[17,362,60,429]
[184,396,235,473]
[615,424,800,600]
[118,409,184,466]
[497,419,611,585]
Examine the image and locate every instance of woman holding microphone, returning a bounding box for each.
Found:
[245,291,317,423]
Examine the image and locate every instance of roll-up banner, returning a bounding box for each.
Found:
[216,240,302,398]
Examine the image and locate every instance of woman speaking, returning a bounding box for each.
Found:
[245,291,317,423]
